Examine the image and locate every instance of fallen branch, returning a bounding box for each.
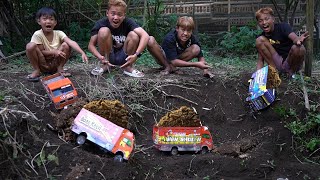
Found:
[299,71,310,111]
[0,50,26,61]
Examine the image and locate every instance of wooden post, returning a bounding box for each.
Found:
[305,0,314,77]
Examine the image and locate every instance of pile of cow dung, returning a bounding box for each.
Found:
[157,106,201,127]
[267,65,281,89]
[83,100,129,128]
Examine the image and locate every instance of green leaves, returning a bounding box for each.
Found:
[219,26,262,55]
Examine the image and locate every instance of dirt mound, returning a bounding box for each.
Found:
[267,65,281,89]
[83,100,129,128]
[157,106,201,127]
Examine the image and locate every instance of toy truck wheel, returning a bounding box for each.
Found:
[201,146,209,154]
[171,147,178,156]
[114,155,124,163]
[76,135,86,145]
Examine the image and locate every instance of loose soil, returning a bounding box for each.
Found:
[0,62,319,180]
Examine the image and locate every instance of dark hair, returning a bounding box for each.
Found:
[36,7,57,20]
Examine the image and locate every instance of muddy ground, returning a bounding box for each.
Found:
[0,61,319,180]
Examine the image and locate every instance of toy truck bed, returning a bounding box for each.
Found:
[153,125,214,155]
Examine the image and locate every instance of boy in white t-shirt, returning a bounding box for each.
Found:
[26,7,88,81]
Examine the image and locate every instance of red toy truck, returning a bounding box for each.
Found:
[71,108,135,162]
[40,73,78,109]
[153,124,214,155]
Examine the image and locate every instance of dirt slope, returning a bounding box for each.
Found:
[0,63,319,180]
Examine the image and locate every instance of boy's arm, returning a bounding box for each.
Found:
[63,37,88,63]
[121,27,149,68]
[288,31,309,46]
[88,35,106,63]
[171,59,209,69]
[38,44,59,59]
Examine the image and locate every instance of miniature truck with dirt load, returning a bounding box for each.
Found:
[40,73,78,109]
[246,66,280,111]
[152,106,214,155]
[71,108,134,162]
[153,125,214,155]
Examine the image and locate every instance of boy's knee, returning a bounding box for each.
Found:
[98,27,111,38]
[127,31,139,42]
[147,36,157,49]
[61,42,70,50]
[148,36,156,45]
[290,45,306,57]
[26,42,38,51]
[190,44,200,56]
[255,36,268,47]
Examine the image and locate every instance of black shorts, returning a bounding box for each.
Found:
[109,48,128,66]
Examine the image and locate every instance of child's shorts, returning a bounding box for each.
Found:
[39,58,59,73]
[109,48,128,66]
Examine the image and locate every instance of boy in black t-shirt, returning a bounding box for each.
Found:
[88,0,148,77]
[147,16,213,77]
[255,7,309,77]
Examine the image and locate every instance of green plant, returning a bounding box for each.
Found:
[219,26,262,55]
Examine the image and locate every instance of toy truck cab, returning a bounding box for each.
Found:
[40,73,78,109]
[153,125,214,155]
[71,108,134,162]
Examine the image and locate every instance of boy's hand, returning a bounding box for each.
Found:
[197,61,211,69]
[98,55,115,67]
[82,53,88,64]
[297,31,309,46]
[54,50,66,59]
[121,54,138,68]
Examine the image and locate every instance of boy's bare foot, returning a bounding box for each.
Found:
[29,70,41,78]
[160,69,170,75]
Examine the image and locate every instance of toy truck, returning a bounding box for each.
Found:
[71,108,135,162]
[246,66,276,111]
[152,124,214,155]
[40,73,78,109]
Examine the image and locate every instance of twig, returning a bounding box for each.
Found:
[188,155,197,173]
[18,101,41,121]
[0,50,26,61]
[299,71,310,111]
[293,154,304,164]
[135,145,155,154]
[0,107,39,121]
[25,160,39,175]
[98,171,106,180]
[156,84,199,92]
[308,147,320,158]
[156,88,198,105]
